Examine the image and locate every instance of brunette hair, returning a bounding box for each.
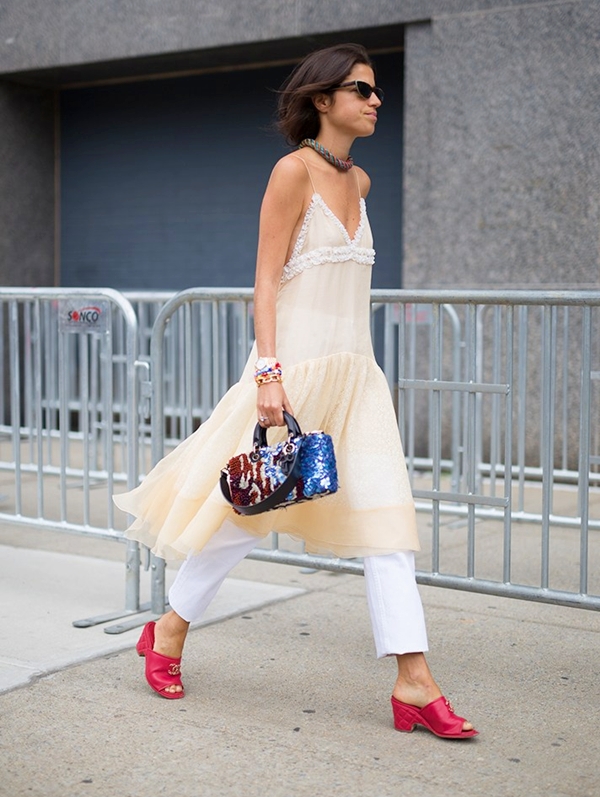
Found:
[276,43,375,145]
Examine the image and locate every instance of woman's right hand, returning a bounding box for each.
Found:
[257,382,294,428]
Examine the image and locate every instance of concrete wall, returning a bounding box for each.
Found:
[0,1,550,76]
[0,0,597,289]
[403,1,600,288]
[0,82,55,286]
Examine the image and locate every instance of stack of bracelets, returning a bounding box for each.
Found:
[254,358,283,386]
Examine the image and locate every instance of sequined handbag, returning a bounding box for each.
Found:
[220,412,338,516]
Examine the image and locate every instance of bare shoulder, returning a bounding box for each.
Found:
[354,165,372,198]
[260,152,312,227]
[267,152,312,193]
[260,152,312,223]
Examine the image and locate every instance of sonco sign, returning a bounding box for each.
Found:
[59,301,110,333]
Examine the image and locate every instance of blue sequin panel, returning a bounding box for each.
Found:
[287,432,338,502]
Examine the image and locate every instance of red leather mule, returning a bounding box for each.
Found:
[136,621,185,700]
[391,695,478,739]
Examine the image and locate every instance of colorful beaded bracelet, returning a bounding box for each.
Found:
[254,357,283,386]
[255,362,282,374]
[255,371,283,386]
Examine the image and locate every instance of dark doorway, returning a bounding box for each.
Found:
[60,51,403,290]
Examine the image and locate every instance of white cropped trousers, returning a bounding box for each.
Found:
[168,520,428,658]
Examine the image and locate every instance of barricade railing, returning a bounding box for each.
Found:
[373,290,599,610]
[0,288,146,629]
[3,287,597,627]
[122,291,251,478]
[147,288,600,614]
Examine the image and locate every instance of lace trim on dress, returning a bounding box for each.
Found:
[282,245,376,281]
[281,194,375,283]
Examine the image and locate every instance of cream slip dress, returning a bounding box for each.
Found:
[114,163,419,561]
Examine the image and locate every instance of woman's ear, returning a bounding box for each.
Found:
[312,93,332,113]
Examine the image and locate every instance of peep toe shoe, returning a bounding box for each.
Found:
[136,621,185,700]
[391,695,478,739]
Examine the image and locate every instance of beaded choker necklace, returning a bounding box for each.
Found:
[298,138,354,171]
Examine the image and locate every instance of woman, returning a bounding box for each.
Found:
[114,43,477,740]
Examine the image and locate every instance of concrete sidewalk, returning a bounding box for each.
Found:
[0,543,304,694]
[0,528,599,797]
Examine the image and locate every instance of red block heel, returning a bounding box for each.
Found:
[136,621,185,700]
[391,695,478,739]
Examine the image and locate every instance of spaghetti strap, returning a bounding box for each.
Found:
[353,166,362,199]
[290,154,318,194]
[291,154,362,199]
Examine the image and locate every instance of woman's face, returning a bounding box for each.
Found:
[323,62,382,139]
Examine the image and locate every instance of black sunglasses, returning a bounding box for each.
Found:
[335,80,384,103]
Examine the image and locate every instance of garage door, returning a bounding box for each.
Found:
[60,52,404,290]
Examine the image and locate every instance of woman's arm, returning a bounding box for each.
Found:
[253,156,309,427]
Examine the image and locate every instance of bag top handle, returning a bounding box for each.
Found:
[253,411,303,449]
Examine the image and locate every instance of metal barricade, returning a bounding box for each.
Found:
[0,288,146,629]
[146,289,600,612]
[146,288,600,613]
[4,286,596,623]
[374,290,599,610]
